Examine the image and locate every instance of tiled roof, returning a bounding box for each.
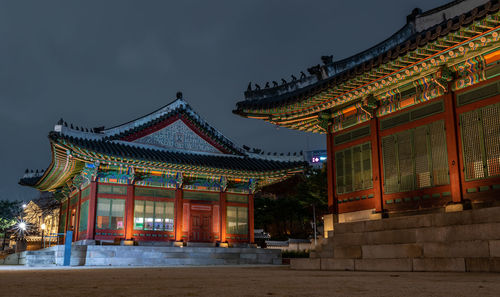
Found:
[56,95,245,156]
[49,132,307,174]
[235,0,499,112]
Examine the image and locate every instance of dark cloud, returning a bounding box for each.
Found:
[0,0,450,201]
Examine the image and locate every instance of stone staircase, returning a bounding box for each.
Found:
[22,245,281,267]
[292,206,500,272]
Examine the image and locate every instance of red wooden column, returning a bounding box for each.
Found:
[220,192,227,243]
[444,88,463,203]
[326,131,337,214]
[64,197,70,234]
[174,189,183,241]
[248,194,255,243]
[124,184,135,240]
[86,181,98,240]
[57,202,63,233]
[370,118,384,212]
[74,190,82,241]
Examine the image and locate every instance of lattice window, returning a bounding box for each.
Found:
[398,130,414,192]
[226,206,248,235]
[382,120,449,194]
[353,146,363,191]
[78,200,89,232]
[382,135,399,193]
[335,151,345,194]
[429,121,450,185]
[335,142,373,195]
[414,126,431,188]
[482,104,500,177]
[461,103,500,180]
[362,143,373,189]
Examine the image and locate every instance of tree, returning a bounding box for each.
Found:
[0,200,22,250]
[254,166,328,240]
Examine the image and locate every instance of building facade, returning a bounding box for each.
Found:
[234,0,500,226]
[20,94,304,244]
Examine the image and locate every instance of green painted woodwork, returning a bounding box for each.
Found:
[78,200,89,232]
[479,186,490,192]
[95,198,125,230]
[97,185,128,196]
[334,125,370,145]
[134,187,175,198]
[457,81,500,106]
[460,103,500,181]
[335,142,372,195]
[226,194,248,204]
[182,191,220,201]
[382,120,449,194]
[380,100,444,130]
[238,15,500,134]
[81,187,91,198]
[226,206,248,235]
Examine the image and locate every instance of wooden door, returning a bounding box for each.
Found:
[190,211,212,242]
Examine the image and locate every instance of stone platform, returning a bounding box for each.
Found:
[21,245,281,267]
[292,206,500,272]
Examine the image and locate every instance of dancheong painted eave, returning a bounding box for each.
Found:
[234,0,500,134]
[19,94,306,192]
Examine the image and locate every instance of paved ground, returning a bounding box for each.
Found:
[1,265,500,296]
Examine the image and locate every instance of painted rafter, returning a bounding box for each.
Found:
[238,17,500,133]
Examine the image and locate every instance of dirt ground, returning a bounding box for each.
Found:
[1,266,500,297]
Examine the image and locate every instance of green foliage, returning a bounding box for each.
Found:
[0,200,22,231]
[254,167,328,239]
[282,250,310,258]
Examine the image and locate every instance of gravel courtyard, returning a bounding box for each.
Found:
[1,265,500,297]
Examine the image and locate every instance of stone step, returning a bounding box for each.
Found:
[295,257,500,272]
[333,206,500,235]
[328,222,500,247]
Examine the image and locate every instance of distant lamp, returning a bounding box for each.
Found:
[22,204,27,209]
[41,223,46,230]
[18,222,26,231]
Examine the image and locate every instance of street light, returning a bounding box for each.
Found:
[22,204,27,209]
[41,223,46,249]
[18,222,26,231]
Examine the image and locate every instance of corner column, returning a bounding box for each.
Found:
[220,192,227,243]
[86,181,98,240]
[326,131,337,214]
[74,190,82,241]
[64,197,70,235]
[248,194,254,243]
[371,118,384,212]
[444,87,463,203]
[174,189,183,242]
[124,184,135,240]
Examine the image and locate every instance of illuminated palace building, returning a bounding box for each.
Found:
[234,0,500,228]
[20,93,303,244]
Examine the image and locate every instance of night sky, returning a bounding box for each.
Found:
[1,0,450,201]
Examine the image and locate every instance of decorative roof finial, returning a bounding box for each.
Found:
[176,92,183,99]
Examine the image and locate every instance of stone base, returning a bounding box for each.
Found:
[445,203,464,213]
[338,209,380,223]
[22,245,282,267]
